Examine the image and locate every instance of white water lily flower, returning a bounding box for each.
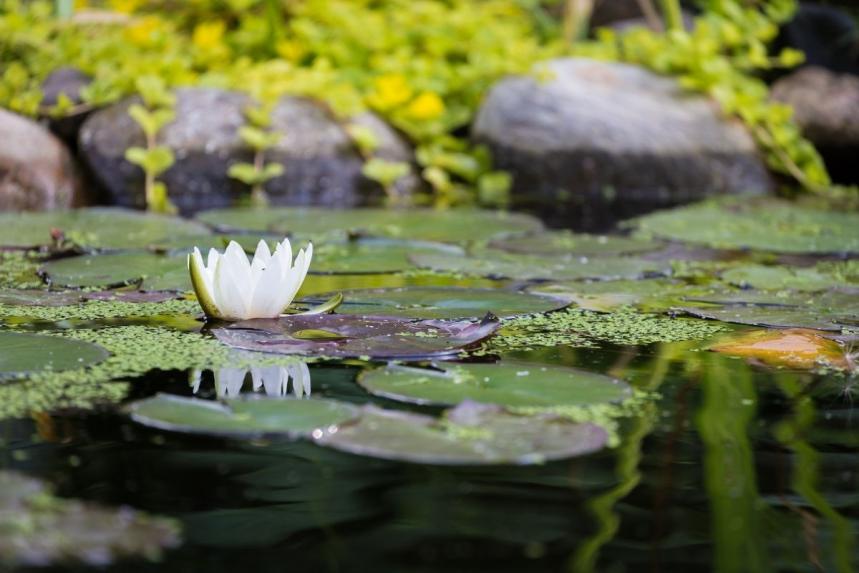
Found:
[193,364,312,398]
[188,238,312,321]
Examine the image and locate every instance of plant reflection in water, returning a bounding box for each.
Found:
[191,363,312,398]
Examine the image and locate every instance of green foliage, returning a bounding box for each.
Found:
[227,102,284,205]
[0,0,852,203]
[576,0,856,201]
[124,76,177,213]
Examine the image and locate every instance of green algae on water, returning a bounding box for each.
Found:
[0,251,42,289]
[0,298,200,323]
[482,308,727,353]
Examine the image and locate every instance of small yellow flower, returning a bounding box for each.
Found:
[192,21,226,52]
[368,74,413,110]
[124,16,161,46]
[276,39,306,62]
[405,92,445,121]
[110,0,142,13]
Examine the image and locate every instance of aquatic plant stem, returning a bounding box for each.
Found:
[563,0,593,43]
[659,0,683,31]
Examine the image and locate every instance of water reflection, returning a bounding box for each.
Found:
[191,363,312,398]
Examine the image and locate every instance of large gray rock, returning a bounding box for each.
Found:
[79,88,417,215]
[771,67,859,147]
[0,109,82,211]
[472,58,772,230]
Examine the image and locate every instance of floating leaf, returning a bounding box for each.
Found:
[41,253,189,291]
[213,314,500,359]
[0,208,210,250]
[311,239,464,274]
[629,197,859,254]
[298,287,568,319]
[489,231,660,257]
[291,329,348,340]
[0,471,180,567]
[709,329,850,370]
[0,332,109,380]
[411,251,668,281]
[678,290,859,331]
[0,289,83,307]
[358,361,632,407]
[528,279,705,312]
[316,401,608,465]
[126,394,360,438]
[721,264,857,292]
[196,207,542,243]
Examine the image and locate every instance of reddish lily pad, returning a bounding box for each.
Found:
[213,314,501,359]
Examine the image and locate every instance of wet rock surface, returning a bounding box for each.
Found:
[772,66,859,184]
[0,108,82,211]
[39,66,94,146]
[79,88,414,215]
[472,58,772,231]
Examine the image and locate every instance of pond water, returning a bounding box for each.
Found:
[0,200,856,572]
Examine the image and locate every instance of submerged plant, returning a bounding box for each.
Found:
[188,238,313,321]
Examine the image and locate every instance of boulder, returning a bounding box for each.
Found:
[772,66,859,185]
[472,58,772,231]
[39,67,94,146]
[0,109,82,211]
[348,112,422,197]
[772,67,859,146]
[79,88,418,215]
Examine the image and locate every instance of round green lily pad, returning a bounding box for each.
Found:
[489,231,660,257]
[0,208,211,250]
[678,289,859,331]
[195,207,543,244]
[41,253,190,291]
[311,239,464,274]
[721,264,857,292]
[528,279,707,312]
[358,361,631,407]
[411,251,668,281]
[315,401,609,465]
[630,197,859,254]
[126,394,360,438]
[300,287,568,319]
[0,332,109,380]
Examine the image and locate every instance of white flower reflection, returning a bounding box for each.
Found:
[191,363,311,398]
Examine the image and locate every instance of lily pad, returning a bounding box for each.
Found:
[411,251,668,281]
[195,207,543,244]
[40,252,189,291]
[0,470,180,567]
[0,332,109,380]
[311,239,465,274]
[315,401,608,465]
[528,279,705,312]
[0,289,83,307]
[678,290,859,331]
[721,264,858,292]
[629,197,859,254]
[299,287,568,319]
[357,361,632,407]
[126,394,360,438]
[0,208,210,250]
[489,231,660,257]
[213,314,501,359]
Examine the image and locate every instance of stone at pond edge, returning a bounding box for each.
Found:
[79,88,418,215]
[39,67,94,146]
[472,58,772,231]
[0,109,84,211]
[771,67,859,185]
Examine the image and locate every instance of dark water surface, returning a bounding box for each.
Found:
[2,239,858,573]
[3,333,857,573]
